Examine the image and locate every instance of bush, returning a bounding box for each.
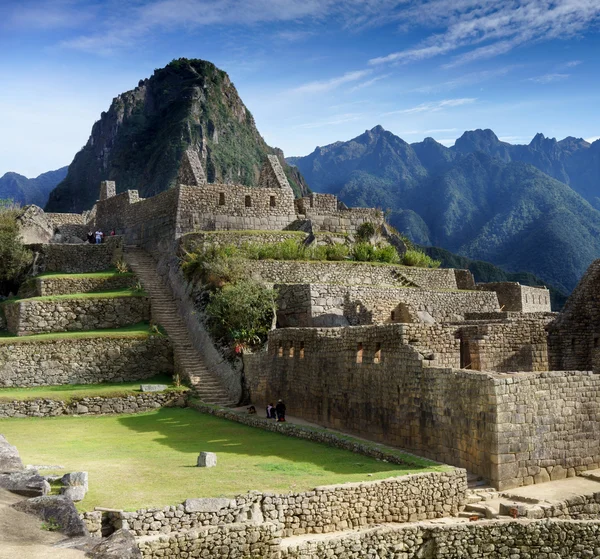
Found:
[356,222,376,242]
[352,242,376,262]
[0,206,32,295]
[373,245,400,264]
[205,280,277,349]
[401,249,441,268]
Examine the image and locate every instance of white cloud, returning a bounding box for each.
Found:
[413,66,519,93]
[382,98,476,116]
[291,70,372,94]
[369,0,600,68]
[348,74,391,92]
[528,73,570,84]
[586,136,600,143]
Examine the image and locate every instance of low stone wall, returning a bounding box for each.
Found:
[137,522,281,559]
[32,274,137,297]
[276,283,499,327]
[179,231,307,253]
[4,295,150,336]
[0,391,187,418]
[115,469,465,538]
[0,335,173,387]
[27,236,123,274]
[279,519,600,559]
[477,282,551,312]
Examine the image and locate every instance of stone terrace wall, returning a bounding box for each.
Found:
[0,391,186,418]
[304,207,384,234]
[279,519,600,559]
[246,326,497,480]
[477,282,551,312]
[276,283,499,327]
[45,213,84,227]
[491,370,600,490]
[4,295,150,336]
[27,236,123,273]
[0,335,172,386]
[28,274,137,297]
[116,470,465,538]
[179,231,307,253]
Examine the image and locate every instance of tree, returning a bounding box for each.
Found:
[0,202,32,295]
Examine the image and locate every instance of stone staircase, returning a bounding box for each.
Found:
[123,247,235,406]
[390,269,420,288]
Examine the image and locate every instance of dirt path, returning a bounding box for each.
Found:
[0,489,85,559]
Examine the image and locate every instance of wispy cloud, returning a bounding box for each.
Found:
[586,136,600,144]
[382,98,476,116]
[349,74,391,92]
[528,73,570,84]
[4,0,96,30]
[294,113,364,129]
[291,70,372,94]
[413,66,519,94]
[369,0,600,68]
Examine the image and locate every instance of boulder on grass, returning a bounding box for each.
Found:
[61,485,87,502]
[0,434,24,472]
[61,471,89,490]
[87,529,143,559]
[0,471,50,497]
[12,495,89,537]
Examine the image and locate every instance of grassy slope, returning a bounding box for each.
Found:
[0,408,444,511]
[3,289,147,305]
[36,271,135,280]
[0,374,184,402]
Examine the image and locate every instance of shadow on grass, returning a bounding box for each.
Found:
[117,407,431,477]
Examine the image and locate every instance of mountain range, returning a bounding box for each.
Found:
[288,126,600,293]
[0,167,67,208]
[46,58,308,213]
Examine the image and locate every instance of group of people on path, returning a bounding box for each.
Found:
[87,229,116,244]
[266,400,286,422]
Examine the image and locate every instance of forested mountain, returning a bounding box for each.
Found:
[288,126,600,292]
[46,58,308,213]
[0,167,67,207]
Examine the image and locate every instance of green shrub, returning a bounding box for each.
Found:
[205,280,277,349]
[401,249,441,268]
[356,222,377,243]
[0,206,32,295]
[373,245,400,264]
[352,242,376,262]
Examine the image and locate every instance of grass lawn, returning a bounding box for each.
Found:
[0,408,444,511]
[36,270,134,280]
[0,322,155,343]
[0,374,185,402]
[11,288,146,304]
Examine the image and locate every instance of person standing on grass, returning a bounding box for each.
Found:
[275,399,286,422]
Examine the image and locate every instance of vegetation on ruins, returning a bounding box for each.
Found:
[0,408,438,511]
[0,200,32,296]
[205,280,277,349]
[401,249,441,269]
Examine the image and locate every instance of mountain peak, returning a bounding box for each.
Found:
[369,125,385,134]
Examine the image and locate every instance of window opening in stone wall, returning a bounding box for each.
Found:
[391,310,396,321]
[356,343,363,364]
[270,196,276,208]
[299,342,305,359]
[245,195,252,207]
[374,342,382,364]
[571,338,576,349]
[309,196,314,208]
[219,192,225,205]
[594,336,599,349]
[289,343,294,358]
[278,342,283,357]
[525,294,528,303]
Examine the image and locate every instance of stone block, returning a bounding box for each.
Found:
[140,384,168,393]
[197,452,217,468]
[61,485,87,502]
[184,497,234,513]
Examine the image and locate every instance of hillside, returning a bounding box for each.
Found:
[0,167,67,207]
[46,58,308,213]
[288,126,600,292]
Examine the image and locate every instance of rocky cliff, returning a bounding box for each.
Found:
[46,59,308,212]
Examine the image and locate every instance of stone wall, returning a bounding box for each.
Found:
[0,335,173,386]
[246,326,600,489]
[245,326,496,479]
[548,259,600,370]
[27,236,123,274]
[490,370,600,490]
[4,295,150,336]
[0,391,187,418]
[115,470,465,538]
[46,213,84,227]
[23,274,137,297]
[179,231,307,254]
[477,282,551,312]
[279,519,600,559]
[276,283,499,327]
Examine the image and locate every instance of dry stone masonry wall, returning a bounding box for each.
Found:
[477,282,551,312]
[0,391,187,418]
[4,295,150,336]
[0,336,173,387]
[22,274,137,297]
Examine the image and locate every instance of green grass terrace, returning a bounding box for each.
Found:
[0,322,159,342]
[0,408,446,511]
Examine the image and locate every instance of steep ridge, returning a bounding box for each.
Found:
[288,126,600,292]
[123,247,235,406]
[0,167,67,207]
[46,58,308,213]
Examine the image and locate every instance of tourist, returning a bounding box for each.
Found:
[110,229,116,236]
[94,230,102,244]
[266,403,277,419]
[87,231,94,244]
[247,405,256,415]
[275,399,286,422]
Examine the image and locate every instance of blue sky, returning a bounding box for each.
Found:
[1,0,599,177]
